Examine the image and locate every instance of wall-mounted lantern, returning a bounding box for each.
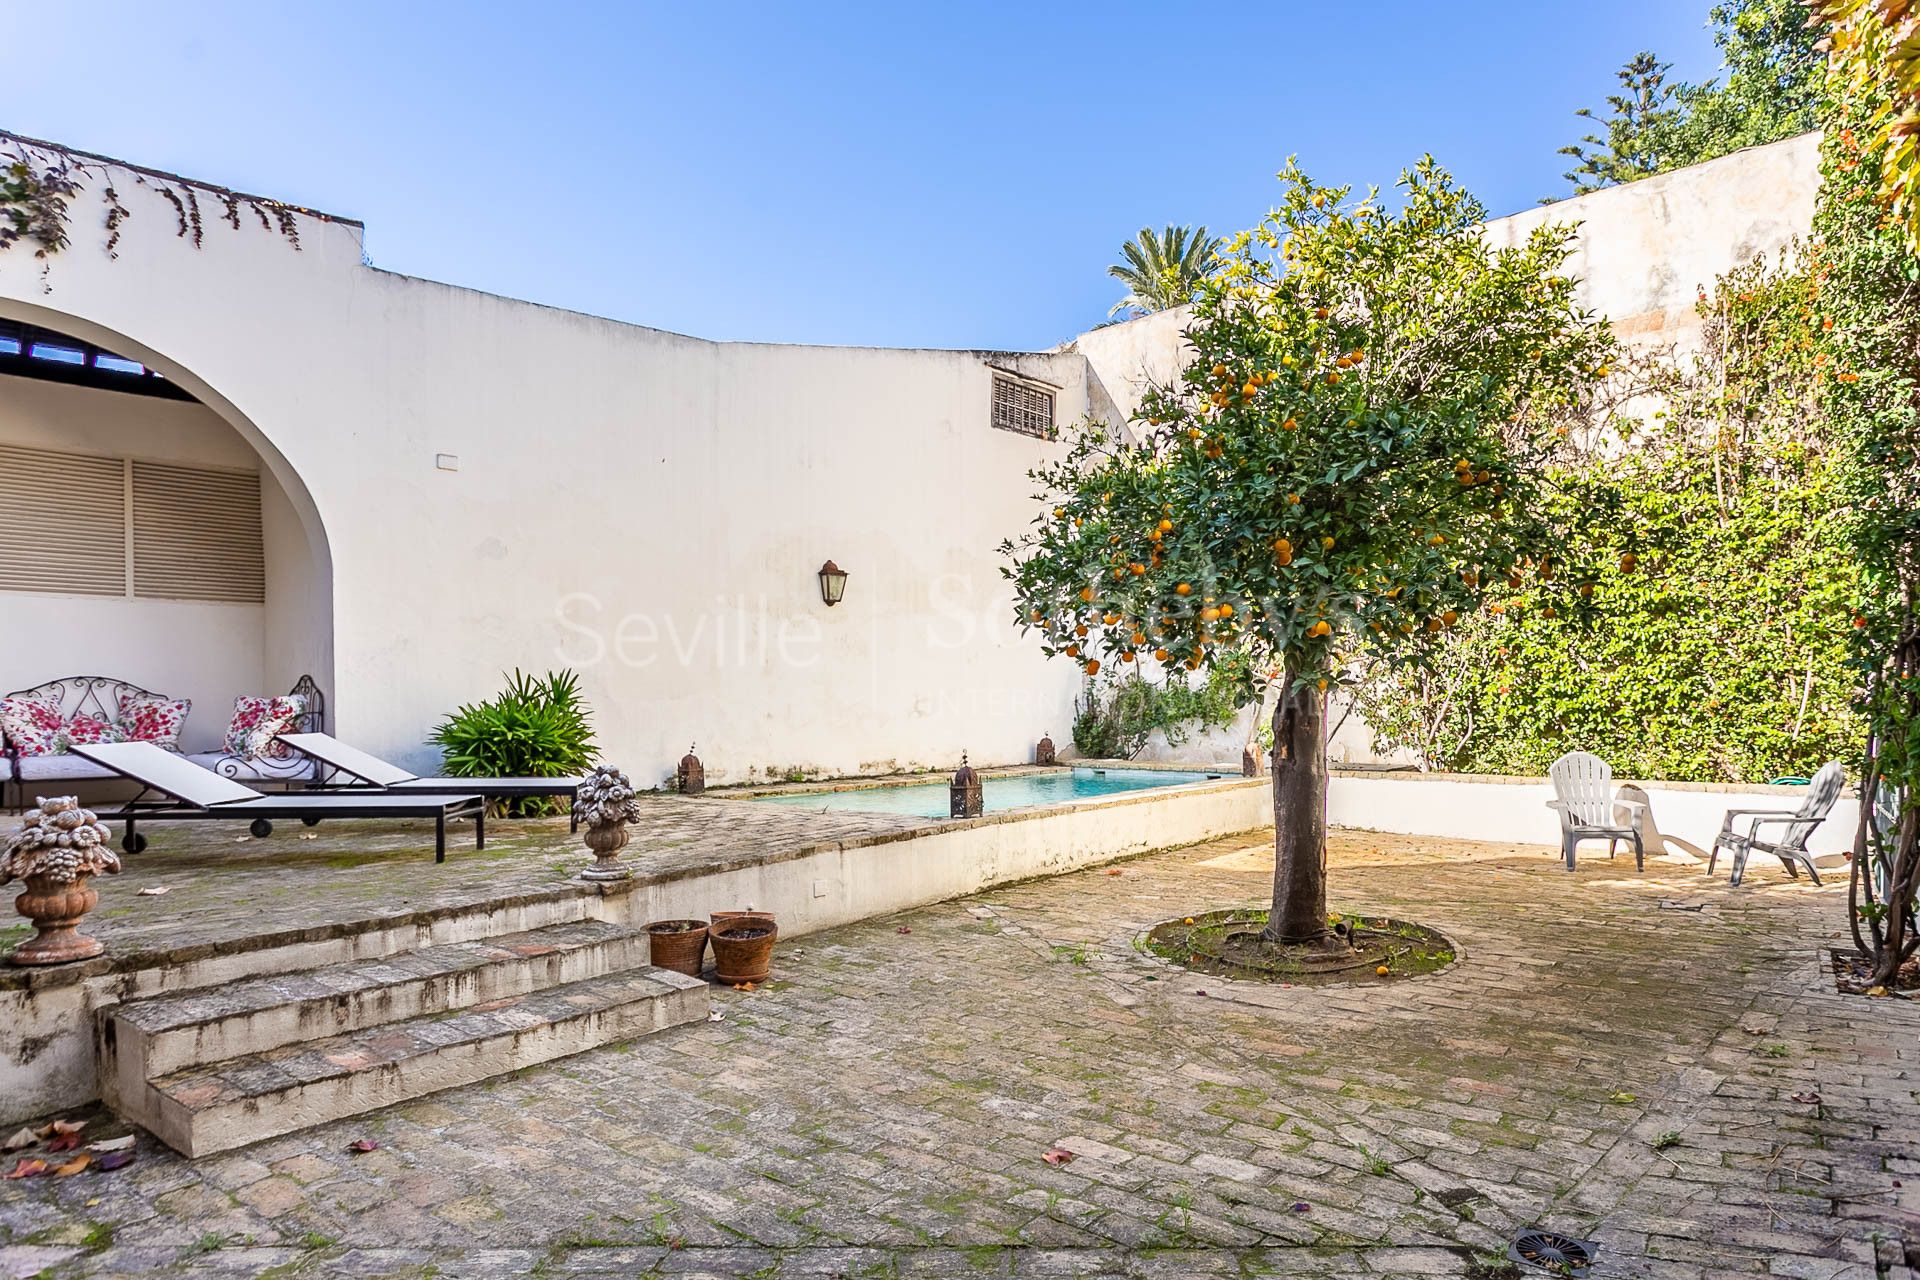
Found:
[818,560,849,607]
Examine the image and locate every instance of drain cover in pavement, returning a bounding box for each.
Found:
[1508,1228,1597,1277]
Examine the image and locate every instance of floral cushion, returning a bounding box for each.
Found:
[116,692,191,749]
[223,695,306,760]
[0,695,63,758]
[52,713,124,753]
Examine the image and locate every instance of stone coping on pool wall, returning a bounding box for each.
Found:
[717,758,1235,799]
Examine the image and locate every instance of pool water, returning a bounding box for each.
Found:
[748,766,1223,820]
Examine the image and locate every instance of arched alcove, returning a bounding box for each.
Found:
[0,299,334,747]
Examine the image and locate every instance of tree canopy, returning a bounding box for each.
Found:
[1557,0,1823,197]
[1010,159,1615,695]
[1106,225,1221,318]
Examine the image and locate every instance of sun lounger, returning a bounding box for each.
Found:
[277,733,585,829]
[70,742,487,863]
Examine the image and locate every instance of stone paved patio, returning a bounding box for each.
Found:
[2,828,1913,1279]
[0,795,925,976]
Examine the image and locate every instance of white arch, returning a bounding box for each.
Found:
[0,295,336,704]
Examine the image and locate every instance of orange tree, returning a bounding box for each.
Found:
[1003,159,1614,949]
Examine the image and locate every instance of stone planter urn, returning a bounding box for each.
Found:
[573,764,642,882]
[3,796,121,966]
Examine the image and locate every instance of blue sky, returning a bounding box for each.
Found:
[5,2,1721,351]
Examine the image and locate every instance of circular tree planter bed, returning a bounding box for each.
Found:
[1144,909,1455,985]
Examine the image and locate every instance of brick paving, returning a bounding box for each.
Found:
[2,829,1914,1279]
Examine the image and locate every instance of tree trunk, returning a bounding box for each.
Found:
[1264,681,1333,946]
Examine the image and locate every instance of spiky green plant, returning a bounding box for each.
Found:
[431,670,597,817]
[1106,225,1220,317]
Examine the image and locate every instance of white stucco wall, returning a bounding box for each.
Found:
[0,167,1084,784]
[1484,133,1820,351]
[0,378,324,750]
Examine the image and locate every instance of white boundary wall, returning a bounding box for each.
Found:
[1329,770,1859,863]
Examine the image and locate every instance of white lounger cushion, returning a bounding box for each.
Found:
[18,755,123,781]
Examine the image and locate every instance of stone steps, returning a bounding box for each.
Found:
[100,922,708,1157]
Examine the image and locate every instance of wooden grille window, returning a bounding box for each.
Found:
[991,375,1054,439]
[0,444,263,603]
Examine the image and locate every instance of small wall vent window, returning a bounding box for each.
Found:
[991,375,1055,439]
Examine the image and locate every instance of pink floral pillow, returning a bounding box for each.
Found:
[117,692,191,750]
[53,713,124,753]
[223,695,306,760]
[0,695,63,758]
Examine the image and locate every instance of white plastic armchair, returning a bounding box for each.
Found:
[1546,751,1646,872]
[1707,760,1845,887]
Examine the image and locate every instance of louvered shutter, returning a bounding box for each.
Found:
[0,444,129,596]
[131,460,264,603]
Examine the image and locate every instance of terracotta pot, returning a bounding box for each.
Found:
[710,909,775,927]
[709,916,777,984]
[10,873,104,966]
[644,919,709,977]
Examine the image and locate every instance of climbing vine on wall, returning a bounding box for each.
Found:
[0,130,306,272]
[1813,97,1920,986]
[1352,251,1866,783]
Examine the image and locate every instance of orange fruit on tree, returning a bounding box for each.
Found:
[1154,647,1169,661]
[1129,562,1145,575]
[1620,552,1638,573]
[1320,536,1335,551]
[1065,644,1080,656]
[1218,603,1234,618]
[1157,518,1172,533]
[1175,582,1192,596]
[1084,659,1101,675]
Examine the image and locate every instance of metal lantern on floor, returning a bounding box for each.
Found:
[677,745,705,796]
[950,752,983,819]
[818,560,849,607]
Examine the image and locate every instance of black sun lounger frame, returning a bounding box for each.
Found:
[70,743,487,863]
[277,732,584,831]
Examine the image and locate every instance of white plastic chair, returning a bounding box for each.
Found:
[1707,760,1845,886]
[1547,751,1646,872]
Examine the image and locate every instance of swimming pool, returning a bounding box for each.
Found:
[747,766,1224,820]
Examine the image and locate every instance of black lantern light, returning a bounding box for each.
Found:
[818,560,849,607]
